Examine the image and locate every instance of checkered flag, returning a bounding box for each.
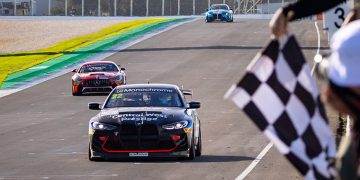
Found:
[225,35,336,179]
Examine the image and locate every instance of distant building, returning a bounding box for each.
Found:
[0,0,30,15]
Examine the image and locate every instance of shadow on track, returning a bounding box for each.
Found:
[99,155,255,163]
[190,155,255,163]
[76,93,109,97]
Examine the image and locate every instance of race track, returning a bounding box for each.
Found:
[0,19,325,180]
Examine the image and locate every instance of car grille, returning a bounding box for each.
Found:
[104,123,175,150]
[215,14,223,20]
[84,79,110,87]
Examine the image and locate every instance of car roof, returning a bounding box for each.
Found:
[82,61,116,66]
[115,83,180,90]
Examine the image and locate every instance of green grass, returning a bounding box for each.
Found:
[0,18,169,87]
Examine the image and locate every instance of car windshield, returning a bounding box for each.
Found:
[211,4,229,10]
[79,63,118,73]
[105,88,184,108]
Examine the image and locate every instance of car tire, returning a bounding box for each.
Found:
[195,128,202,157]
[187,132,196,160]
[88,144,102,161]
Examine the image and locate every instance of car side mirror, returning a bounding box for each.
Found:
[205,8,208,11]
[230,8,233,11]
[89,102,101,110]
[120,67,126,71]
[72,69,77,73]
[188,101,200,109]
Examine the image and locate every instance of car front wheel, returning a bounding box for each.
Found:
[187,132,196,160]
[195,128,202,156]
[88,144,103,161]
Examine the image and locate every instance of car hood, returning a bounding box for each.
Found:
[96,107,190,125]
[77,72,118,80]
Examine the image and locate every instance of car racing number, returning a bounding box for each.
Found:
[334,7,345,28]
[111,93,123,99]
[323,3,350,40]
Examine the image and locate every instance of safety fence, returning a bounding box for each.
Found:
[0,0,296,16]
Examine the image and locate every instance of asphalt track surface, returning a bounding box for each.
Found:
[0,19,328,180]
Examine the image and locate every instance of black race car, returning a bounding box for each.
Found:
[88,84,202,161]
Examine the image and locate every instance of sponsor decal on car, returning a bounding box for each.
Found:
[117,88,174,93]
[111,112,168,121]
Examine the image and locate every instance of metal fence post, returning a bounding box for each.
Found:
[130,0,132,16]
[193,0,195,15]
[146,0,149,16]
[48,0,51,15]
[114,0,117,16]
[177,0,180,15]
[223,0,225,4]
[233,0,235,12]
[14,0,16,16]
[98,0,101,16]
[65,0,67,16]
[238,0,240,14]
[31,0,34,15]
[82,0,84,16]
[162,0,164,16]
[208,0,210,8]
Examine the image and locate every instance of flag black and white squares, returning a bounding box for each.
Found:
[226,35,336,179]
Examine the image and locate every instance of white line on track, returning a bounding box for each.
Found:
[235,142,273,180]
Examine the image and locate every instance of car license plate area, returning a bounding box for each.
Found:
[129,152,149,157]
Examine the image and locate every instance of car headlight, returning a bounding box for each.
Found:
[114,74,123,81]
[91,122,117,131]
[72,76,82,85]
[225,13,229,16]
[207,13,213,17]
[162,121,189,130]
[112,74,123,85]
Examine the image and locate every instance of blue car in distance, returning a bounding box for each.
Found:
[205,4,233,23]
